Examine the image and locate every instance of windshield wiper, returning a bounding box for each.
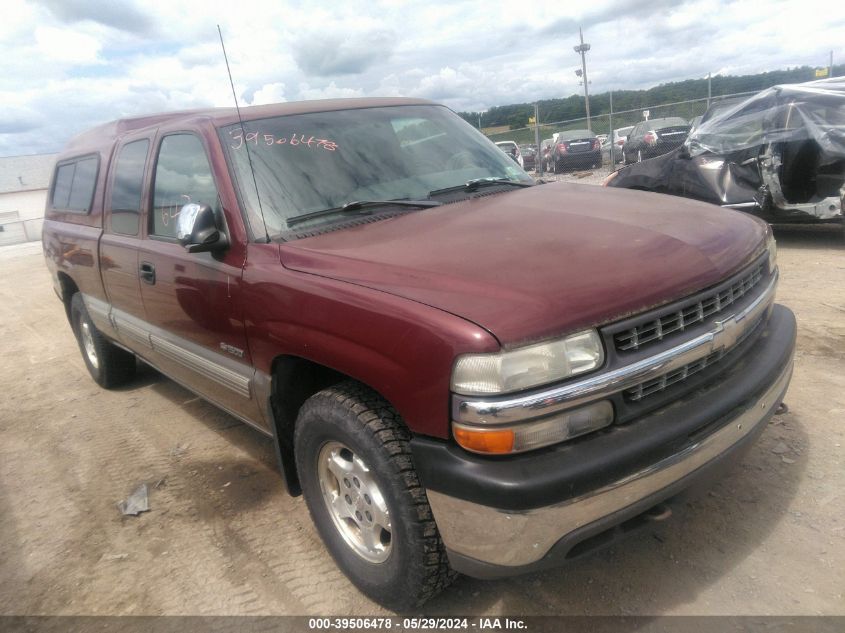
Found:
[429,178,535,197]
[286,199,442,228]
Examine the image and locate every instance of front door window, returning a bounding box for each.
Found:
[151,134,219,239]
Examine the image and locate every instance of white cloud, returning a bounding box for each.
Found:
[415,67,475,100]
[34,25,102,63]
[251,82,287,105]
[291,26,396,76]
[297,82,364,101]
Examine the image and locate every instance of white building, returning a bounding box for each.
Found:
[0,153,57,246]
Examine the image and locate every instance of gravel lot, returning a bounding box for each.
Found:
[537,167,614,186]
[0,214,843,616]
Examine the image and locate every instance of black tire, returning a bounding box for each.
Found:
[294,381,455,610]
[70,293,136,388]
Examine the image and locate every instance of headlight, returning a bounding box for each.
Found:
[451,330,604,396]
[766,226,777,273]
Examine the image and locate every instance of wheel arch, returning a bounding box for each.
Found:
[57,272,80,322]
[266,354,406,497]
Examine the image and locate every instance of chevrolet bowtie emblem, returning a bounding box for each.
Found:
[713,313,743,351]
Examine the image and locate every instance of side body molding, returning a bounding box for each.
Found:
[82,293,268,433]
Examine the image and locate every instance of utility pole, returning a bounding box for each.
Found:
[608,90,614,169]
[707,72,711,108]
[830,50,834,78]
[478,111,482,130]
[534,103,541,176]
[574,27,591,130]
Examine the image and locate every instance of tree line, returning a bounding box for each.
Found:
[458,65,844,130]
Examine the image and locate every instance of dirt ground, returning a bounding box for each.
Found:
[0,220,843,617]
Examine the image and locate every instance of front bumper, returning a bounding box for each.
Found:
[412,304,796,577]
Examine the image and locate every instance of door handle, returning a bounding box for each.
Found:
[139,261,156,285]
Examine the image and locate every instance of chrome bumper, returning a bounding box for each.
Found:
[428,357,793,568]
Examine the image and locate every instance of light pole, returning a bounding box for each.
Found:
[573,27,591,130]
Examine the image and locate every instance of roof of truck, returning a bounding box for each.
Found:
[62,97,437,155]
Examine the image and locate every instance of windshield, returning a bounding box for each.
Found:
[220,104,531,237]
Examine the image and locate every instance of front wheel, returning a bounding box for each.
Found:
[294,382,455,610]
[70,293,135,388]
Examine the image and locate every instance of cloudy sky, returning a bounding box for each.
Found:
[2,0,842,157]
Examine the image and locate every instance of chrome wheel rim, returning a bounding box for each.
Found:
[317,441,392,563]
[81,320,98,369]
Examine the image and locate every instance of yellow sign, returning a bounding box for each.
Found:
[815,68,829,77]
[528,116,536,124]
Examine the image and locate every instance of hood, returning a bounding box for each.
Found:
[280,182,766,347]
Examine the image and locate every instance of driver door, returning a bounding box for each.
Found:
[137,132,262,425]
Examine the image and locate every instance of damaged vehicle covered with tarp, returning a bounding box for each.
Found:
[605,78,845,231]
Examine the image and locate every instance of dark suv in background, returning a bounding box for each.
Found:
[519,144,537,171]
[551,129,601,172]
[623,117,691,163]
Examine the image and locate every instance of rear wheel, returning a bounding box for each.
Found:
[70,293,135,388]
[294,381,455,610]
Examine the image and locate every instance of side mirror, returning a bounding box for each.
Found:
[177,203,229,254]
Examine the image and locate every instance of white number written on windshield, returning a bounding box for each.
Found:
[228,129,338,151]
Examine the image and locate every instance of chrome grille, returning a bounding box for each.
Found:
[624,351,723,402]
[614,263,764,352]
[623,312,764,402]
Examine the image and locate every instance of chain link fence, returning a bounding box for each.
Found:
[483,91,759,175]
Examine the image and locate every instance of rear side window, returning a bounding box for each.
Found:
[151,134,219,239]
[109,140,149,236]
[51,156,99,212]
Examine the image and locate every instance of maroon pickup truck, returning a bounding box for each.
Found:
[43,98,795,610]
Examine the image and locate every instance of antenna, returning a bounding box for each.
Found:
[217,24,271,243]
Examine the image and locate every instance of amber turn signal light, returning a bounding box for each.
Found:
[453,426,515,454]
